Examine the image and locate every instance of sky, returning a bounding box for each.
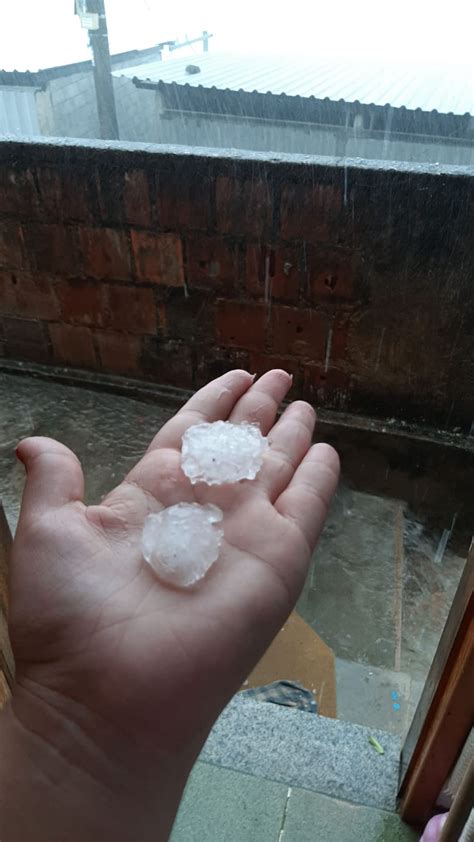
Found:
[1,0,474,72]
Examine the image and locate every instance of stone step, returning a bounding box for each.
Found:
[201,694,401,812]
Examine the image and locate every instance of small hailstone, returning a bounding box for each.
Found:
[181,420,268,485]
[142,502,224,587]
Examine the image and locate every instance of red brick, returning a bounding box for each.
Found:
[3,317,49,362]
[303,363,350,404]
[0,221,26,269]
[0,168,38,216]
[49,323,96,368]
[196,348,250,385]
[330,316,351,367]
[216,176,272,238]
[307,248,355,301]
[95,169,124,225]
[141,339,194,388]
[131,231,184,286]
[248,352,301,399]
[57,280,103,326]
[270,306,326,360]
[156,301,167,332]
[96,331,143,374]
[157,169,210,230]
[0,270,60,321]
[35,167,92,222]
[249,352,300,382]
[79,226,130,281]
[246,244,301,301]
[187,237,238,291]
[21,223,79,275]
[280,183,342,242]
[123,170,151,227]
[104,285,157,335]
[216,300,266,350]
[164,290,215,343]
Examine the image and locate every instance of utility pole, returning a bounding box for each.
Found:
[76,0,119,139]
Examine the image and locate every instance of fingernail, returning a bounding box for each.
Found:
[15,446,25,465]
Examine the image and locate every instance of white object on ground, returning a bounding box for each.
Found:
[181,420,268,485]
[141,502,224,587]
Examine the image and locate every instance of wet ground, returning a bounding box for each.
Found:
[0,371,467,739]
[297,483,465,735]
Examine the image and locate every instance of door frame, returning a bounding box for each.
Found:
[398,540,474,827]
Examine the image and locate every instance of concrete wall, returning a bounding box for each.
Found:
[115,77,159,143]
[27,72,474,167]
[37,72,100,139]
[136,102,474,167]
[37,72,158,142]
[0,87,40,136]
[0,138,473,429]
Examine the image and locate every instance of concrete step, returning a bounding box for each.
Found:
[200,694,401,812]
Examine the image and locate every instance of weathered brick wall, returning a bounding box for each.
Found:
[0,139,473,427]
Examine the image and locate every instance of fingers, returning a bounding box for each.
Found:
[228,370,292,434]
[16,437,84,513]
[257,401,316,500]
[112,447,194,518]
[147,370,254,452]
[275,443,340,552]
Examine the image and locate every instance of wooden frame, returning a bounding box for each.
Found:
[399,540,474,827]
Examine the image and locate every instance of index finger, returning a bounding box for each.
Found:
[146,369,254,452]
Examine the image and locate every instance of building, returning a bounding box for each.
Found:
[113,53,474,165]
[0,45,164,139]
[1,51,473,166]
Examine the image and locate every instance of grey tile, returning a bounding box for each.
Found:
[202,695,401,811]
[170,761,288,842]
[282,788,418,842]
[401,511,466,684]
[335,658,412,736]
[0,371,173,530]
[297,485,400,670]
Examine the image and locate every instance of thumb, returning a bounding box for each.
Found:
[16,437,85,514]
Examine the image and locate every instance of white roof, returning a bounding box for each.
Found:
[114,53,474,116]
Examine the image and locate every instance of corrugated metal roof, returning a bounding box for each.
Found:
[0,45,164,88]
[114,53,474,116]
[0,87,40,135]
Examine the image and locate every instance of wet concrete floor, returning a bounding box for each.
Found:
[0,372,467,738]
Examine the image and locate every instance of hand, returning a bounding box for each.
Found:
[2,369,339,841]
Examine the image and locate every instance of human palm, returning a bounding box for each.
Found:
[9,369,339,759]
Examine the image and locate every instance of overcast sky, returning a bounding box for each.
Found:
[1,0,474,71]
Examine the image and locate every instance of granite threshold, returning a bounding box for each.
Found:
[201,694,402,812]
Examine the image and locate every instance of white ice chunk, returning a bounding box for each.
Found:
[141,502,224,587]
[181,420,268,486]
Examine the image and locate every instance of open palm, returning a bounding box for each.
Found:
[9,369,339,770]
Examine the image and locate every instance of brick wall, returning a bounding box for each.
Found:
[0,139,473,428]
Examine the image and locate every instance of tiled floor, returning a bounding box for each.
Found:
[334,659,413,736]
[171,762,419,842]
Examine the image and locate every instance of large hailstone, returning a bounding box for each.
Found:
[142,503,224,587]
[181,420,268,485]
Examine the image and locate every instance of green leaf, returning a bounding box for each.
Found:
[369,735,385,755]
